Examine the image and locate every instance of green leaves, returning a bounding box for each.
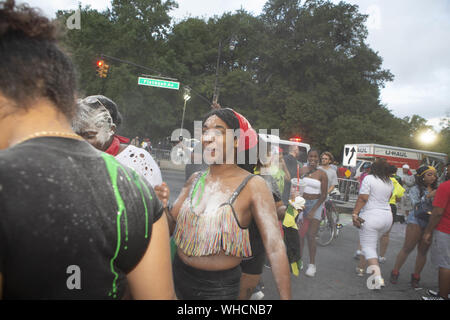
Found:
[57,0,445,157]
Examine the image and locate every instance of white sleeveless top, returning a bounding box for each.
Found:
[303,177,321,195]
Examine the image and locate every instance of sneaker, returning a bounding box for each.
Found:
[353,250,362,260]
[250,291,265,300]
[305,264,316,277]
[390,270,399,284]
[427,289,439,296]
[427,289,450,299]
[422,296,444,301]
[378,256,386,264]
[356,267,364,277]
[411,274,420,289]
[255,281,264,292]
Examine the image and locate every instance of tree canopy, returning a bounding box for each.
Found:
[57,0,448,159]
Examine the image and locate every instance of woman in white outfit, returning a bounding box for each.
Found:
[352,158,393,288]
[298,149,328,277]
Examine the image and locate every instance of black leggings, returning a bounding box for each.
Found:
[173,254,241,300]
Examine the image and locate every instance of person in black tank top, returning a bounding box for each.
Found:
[239,140,287,300]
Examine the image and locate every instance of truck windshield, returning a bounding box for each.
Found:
[356,160,362,169]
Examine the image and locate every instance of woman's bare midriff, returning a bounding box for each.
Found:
[177,248,243,271]
[303,193,321,200]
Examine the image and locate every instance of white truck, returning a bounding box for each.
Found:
[258,134,311,163]
[348,143,448,180]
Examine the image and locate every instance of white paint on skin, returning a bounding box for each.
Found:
[87,108,114,145]
[192,178,231,216]
[72,101,114,145]
[202,128,224,165]
[252,191,288,269]
[253,192,279,236]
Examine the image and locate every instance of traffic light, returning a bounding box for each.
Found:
[102,63,110,78]
[96,60,103,77]
[96,60,110,78]
[289,136,302,143]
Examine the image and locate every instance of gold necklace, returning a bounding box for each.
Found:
[14,131,84,146]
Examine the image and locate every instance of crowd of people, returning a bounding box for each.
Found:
[0,1,448,301]
[352,159,449,300]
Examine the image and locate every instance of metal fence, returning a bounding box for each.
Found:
[336,178,360,203]
[151,148,172,161]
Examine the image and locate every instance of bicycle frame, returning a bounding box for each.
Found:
[317,198,342,246]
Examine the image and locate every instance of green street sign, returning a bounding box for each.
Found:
[138,77,180,90]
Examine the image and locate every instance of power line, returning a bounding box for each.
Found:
[99,53,215,107]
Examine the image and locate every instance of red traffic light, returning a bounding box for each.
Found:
[289,136,302,143]
[96,59,110,78]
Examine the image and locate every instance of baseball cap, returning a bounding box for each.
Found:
[402,164,410,169]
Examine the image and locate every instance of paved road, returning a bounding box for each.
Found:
[161,169,438,300]
[162,169,186,204]
[261,221,438,300]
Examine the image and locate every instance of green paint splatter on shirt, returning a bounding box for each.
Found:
[101,153,152,299]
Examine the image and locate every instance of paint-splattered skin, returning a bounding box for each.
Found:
[72,104,115,151]
[169,164,292,299]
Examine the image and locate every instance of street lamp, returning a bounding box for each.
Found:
[418,129,437,145]
[179,86,191,141]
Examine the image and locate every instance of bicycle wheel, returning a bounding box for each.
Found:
[331,206,342,237]
[317,207,335,246]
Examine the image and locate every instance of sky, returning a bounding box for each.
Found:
[18,0,450,131]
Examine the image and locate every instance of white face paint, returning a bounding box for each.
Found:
[88,107,115,145]
[202,115,232,165]
[72,101,115,150]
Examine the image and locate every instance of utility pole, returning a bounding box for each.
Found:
[212,40,222,104]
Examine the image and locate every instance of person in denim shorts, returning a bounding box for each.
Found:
[297,149,328,278]
[390,166,438,288]
[422,162,450,300]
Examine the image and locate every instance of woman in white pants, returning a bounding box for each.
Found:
[352,158,393,288]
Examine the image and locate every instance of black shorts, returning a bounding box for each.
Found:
[173,254,241,300]
[240,250,266,275]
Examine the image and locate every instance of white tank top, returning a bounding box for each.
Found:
[303,177,321,194]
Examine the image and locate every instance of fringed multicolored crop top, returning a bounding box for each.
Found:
[174,171,256,258]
